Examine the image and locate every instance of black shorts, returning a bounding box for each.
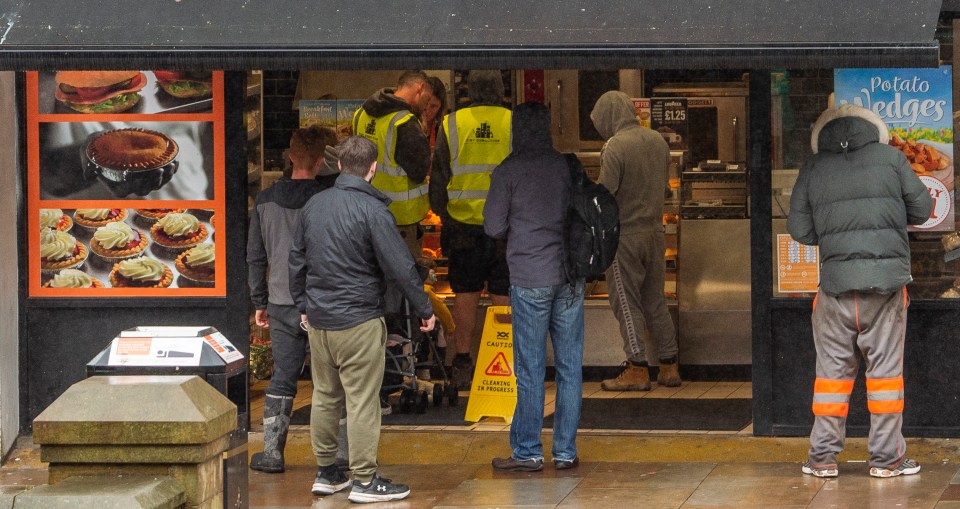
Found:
[443,223,510,296]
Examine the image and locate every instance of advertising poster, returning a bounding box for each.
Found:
[834,67,954,231]
[299,100,336,128]
[336,100,365,139]
[26,71,227,297]
[650,98,689,151]
[631,98,651,128]
[299,99,365,140]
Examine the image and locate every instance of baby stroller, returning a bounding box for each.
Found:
[381,267,459,414]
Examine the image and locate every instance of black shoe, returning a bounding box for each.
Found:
[492,456,544,472]
[347,474,410,503]
[311,464,351,496]
[553,457,580,470]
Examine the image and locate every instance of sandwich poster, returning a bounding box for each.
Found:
[26,71,227,298]
[834,66,954,231]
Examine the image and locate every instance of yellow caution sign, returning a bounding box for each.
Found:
[464,306,516,423]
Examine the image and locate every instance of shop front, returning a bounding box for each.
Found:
[0,0,951,460]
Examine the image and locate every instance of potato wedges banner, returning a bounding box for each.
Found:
[834,66,954,232]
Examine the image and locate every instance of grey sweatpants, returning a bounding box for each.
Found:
[606,229,677,364]
[808,287,909,469]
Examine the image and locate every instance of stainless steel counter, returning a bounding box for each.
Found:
[678,219,752,364]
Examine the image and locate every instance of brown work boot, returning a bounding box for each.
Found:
[657,361,682,387]
[601,362,651,391]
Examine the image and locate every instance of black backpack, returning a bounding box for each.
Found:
[563,153,620,283]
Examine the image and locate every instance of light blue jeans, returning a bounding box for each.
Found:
[509,281,585,463]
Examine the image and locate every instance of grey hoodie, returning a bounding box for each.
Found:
[590,91,669,234]
[787,103,933,295]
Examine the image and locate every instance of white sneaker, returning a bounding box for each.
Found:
[870,458,921,478]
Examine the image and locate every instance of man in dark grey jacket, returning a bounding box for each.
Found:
[484,102,585,472]
[788,103,933,479]
[246,125,338,473]
[289,136,436,503]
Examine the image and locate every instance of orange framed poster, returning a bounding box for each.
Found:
[27,71,226,297]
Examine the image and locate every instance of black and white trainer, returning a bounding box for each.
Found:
[311,464,351,496]
[347,474,411,503]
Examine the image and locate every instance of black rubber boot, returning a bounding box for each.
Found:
[250,394,294,473]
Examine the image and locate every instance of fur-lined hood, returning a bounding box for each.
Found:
[810,103,889,154]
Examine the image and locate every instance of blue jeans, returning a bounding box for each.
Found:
[509,281,585,462]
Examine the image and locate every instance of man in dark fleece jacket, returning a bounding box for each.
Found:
[484,102,585,472]
[353,70,433,257]
[246,125,338,474]
[289,136,436,503]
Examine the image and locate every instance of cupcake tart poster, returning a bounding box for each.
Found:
[25,71,226,297]
[834,66,954,232]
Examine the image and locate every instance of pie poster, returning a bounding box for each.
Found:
[834,67,954,232]
[26,71,227,297]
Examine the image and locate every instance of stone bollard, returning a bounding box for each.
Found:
[33,375,237,509]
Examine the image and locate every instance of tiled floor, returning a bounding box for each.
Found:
[7,378,960,508]
[250,379,756,434]
[234,378,960,508]
[247,460,960,508]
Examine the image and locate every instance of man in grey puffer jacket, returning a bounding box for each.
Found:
[788,103,932,479]
[591,91,680,392]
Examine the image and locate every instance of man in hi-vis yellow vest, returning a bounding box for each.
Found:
[429,70,512,387]
[354,71,433,257]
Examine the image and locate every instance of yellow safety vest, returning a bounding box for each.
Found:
[443,105,512,225]
[353,108,429,225]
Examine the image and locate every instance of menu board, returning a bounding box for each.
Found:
[26,71,226,297]
[650,98,689,151]
[834,67,954,232]
[776,234,820,293]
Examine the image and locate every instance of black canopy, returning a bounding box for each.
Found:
[0,0,944,69]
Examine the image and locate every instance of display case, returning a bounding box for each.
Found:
[680,160,748,219]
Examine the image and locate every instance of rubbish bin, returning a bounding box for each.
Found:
[86,325,248,509]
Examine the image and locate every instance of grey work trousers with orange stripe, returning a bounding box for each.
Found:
[808,287,909,470]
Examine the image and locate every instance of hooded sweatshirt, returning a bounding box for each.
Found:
[787,103,933,295]
[360,89,431,184]
[590,91,670,234]
[247,176,330,308]
[484,102,570,288]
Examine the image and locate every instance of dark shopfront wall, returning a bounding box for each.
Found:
[2,0,949,433]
